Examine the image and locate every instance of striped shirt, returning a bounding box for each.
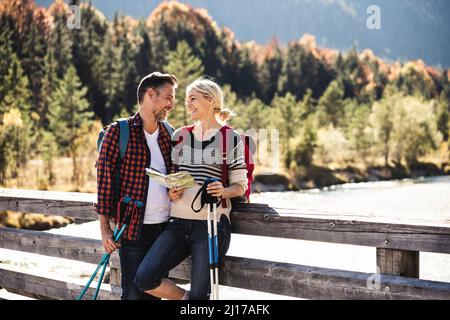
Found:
[170,125,248,221]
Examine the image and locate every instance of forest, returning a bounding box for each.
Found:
[0,0,449,199]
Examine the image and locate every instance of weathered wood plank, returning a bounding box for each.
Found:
[2,226,450,299]
[0,188,97,220]
[0,265,119,300]
[146,255,450,300]
[377,248,419,277]
[1,189,450,254]
[231,208,450,254]
[0,227,120,266]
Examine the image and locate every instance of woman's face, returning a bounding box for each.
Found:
[186,89,212,121]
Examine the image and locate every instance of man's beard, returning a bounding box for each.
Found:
[154,108,168,121]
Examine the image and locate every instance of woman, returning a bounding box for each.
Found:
[134,78,248,300]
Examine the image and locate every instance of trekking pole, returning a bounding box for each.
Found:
[77,223,127,300]
[207,201,216,300]
[192,178,221,300]
[212,201,220,300]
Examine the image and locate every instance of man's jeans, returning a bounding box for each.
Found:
[119,222,167,300]
[135,215,231,300]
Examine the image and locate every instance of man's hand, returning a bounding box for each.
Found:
[168,187,185,201]
[99,214,120,254]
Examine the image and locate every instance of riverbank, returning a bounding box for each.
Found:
[1,161,449,229]
[253,161,450,192]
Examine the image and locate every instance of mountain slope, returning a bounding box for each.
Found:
[36,0,450,68]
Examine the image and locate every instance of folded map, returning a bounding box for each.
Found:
[145,167,198,189]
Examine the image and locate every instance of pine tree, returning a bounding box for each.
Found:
[115,16,139,113]
[164,41,204,127]
[271,93,303,167]
[71,2,108,123]
[370,94,394,166]
[228,96,269,131]
[0,108,29,184]
[316,80,345,127]
[98,30,124,123]
[293,115,317,166]
[48,65,93,183]
[40,42,59,130]
[48,0,73,79]
[0,50,32,125]
[258,41,283,104]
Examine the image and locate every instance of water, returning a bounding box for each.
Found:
[1,175,449,299]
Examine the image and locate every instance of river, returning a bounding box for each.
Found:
[1,175,449,299]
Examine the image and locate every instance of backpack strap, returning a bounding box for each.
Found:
[220,126,231,208]
[117,118,130,160]
[161,121,174,137]
[114,118,130,209]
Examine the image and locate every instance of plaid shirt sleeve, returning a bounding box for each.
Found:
[94,123,120,217]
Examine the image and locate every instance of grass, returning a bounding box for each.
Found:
[0,156,96,230]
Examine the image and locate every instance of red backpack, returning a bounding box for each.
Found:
[222,125,255,204]
[179,125,255,205]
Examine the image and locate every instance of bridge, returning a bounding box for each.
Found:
[1,188,450,299]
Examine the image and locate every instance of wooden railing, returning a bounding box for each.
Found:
[1,188,450,300]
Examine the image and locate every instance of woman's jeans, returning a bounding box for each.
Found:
[119,222,167,300]
[135,215,231,300]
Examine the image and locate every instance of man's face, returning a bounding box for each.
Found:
[145,83,176,121]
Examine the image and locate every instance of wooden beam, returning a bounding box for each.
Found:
[0,227,120,266]
[231,207,450,254]
[0,188,97,220]
[1,189,450,252]
[2,227,450,299]
[0,265,119,300]
[156,255,450,300]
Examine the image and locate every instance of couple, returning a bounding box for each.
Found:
[95,72,248,300]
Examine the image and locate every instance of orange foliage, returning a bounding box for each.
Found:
[47,0,70,17]
[147,1,221,40]
[0,0,51,34]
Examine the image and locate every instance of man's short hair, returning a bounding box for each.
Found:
[137,72,178,105]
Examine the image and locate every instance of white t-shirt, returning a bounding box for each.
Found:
[143,128,170,224]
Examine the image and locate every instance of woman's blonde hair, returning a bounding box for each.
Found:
[186,77,235,123]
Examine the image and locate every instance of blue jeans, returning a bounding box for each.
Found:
[134,215,231,300]
[119,222,167,300]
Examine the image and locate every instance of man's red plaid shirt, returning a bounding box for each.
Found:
[94,112,173,240]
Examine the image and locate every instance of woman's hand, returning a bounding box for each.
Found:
[206,181,225,198]
[169,187,185,201]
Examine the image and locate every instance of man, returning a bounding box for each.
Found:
[95,72,177,300]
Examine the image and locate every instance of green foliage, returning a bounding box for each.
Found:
[0,108,30,184]
[271,93,304,166]
[36,130,58,186]
[71,2,109,123]
[0,50,32,121]
[370,93,443,166]
[293,115,317,166]
[343,100,372,160]
[257,44,283,104]
[0,0,449,183]
[316,80,344,127]
[164,41,204,127]
[278,42,334,101]
[48,65,93,155]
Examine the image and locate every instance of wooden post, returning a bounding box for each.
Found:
[376,248,419,278]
